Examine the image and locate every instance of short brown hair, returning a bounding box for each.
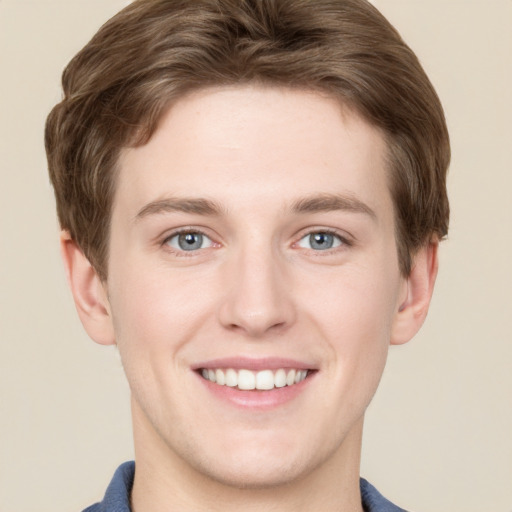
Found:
[45,0,450,279]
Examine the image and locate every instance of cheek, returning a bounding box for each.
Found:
[305,261,399,334]
[322,290,393,373]
[106,265,210,412]
[108,262,217,356]
[300,262,400,379]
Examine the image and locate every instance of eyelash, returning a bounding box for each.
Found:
[161,228,215,256]
[160,228,353,256]
[295,229,352,252]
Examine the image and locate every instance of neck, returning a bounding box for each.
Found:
[130,401,365,512]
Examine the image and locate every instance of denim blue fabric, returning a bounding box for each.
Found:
[82,462,134,512]
[83,461,408,511]
[360,478,409,512]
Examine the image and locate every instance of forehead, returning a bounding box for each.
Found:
[115,85,392,220]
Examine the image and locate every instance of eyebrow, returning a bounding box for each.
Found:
[135,193,376,221]
[291,193,376,220]
[135,197,224,220]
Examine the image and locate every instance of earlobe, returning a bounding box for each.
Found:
[390,240,439,345]
[60,231,115,346]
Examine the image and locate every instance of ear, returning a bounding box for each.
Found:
[60,231,115,346]
[390,240,439,345]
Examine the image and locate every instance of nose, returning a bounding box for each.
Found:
[217,246,296,338]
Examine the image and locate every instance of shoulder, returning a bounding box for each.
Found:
[82,461,135,512]
[360,478,409,512]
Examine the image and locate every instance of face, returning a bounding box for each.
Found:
[106,86,407,487]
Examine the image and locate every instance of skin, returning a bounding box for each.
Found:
[62,85,438,512]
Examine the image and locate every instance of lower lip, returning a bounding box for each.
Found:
[196,372,315,410]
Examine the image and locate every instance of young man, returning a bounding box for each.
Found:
[45,0,449,510]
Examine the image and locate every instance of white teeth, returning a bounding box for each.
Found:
[238,369,256,390]
[215,369,225,385]
[295,370,307,384]
[274,368,287,388]
[225,368,238,387]
[201,367,309,390]
[286,369,296,386]
[255,370,274,390]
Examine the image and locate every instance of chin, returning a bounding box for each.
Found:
[192,451,314,490]
[176,427,337,491]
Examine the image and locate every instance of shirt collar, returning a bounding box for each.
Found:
[85,461,407,512]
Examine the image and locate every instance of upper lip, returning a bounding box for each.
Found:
[192,357,316,372]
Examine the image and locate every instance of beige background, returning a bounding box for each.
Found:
[1,1,511,511]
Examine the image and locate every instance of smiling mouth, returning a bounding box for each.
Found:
[200,368,311,391]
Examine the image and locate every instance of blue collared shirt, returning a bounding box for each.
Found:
[83,461,408,512]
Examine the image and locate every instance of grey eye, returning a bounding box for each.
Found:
[298,232,342,251]
[167,232,213,251]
